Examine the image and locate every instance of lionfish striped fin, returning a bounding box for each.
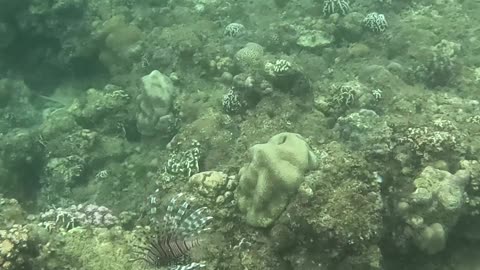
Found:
[178,207,213,236]
[170,262,206,270]
[132,235,201,267]
[132,194,212,269]
[130,242,163,268]
[164,193,183,225]
[164,193,190,232]
[174,201,190,229]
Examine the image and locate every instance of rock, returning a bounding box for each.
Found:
[136,70,177,137]
[189,171,228,198]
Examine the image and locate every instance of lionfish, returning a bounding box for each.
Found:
[132,193,213,270]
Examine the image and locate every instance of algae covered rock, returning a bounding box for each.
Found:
[236,132,317,227]
[296,30,333,49]
[188,171,237,208]
[189,171,229,199]
[52,227,137,270]
[69,86,130,123]
[0,79,38,127]
[415,222,446,255]
[97,15,144,73]
[335,109,393,155]
[0,224,33,270]
[136,70,177,137]
[412,166,468,213]
[399,166,470,254]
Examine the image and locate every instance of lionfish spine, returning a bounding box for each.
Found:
[171,262,206,270]
[144,235,200,262]
[167,237,200,258]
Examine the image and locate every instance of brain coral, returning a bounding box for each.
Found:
[234,42,264,71]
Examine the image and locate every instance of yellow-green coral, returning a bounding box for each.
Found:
[236,132,317,227]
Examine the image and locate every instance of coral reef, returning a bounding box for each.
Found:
[136,70,178,137]
[38,203,119,231]
[224,23,245,37]
[335,109,392,155]
[323,0,350,15]
[189,171,234,200]
[1,0,480,268]
[235,42,265,72]
[97,15,144,73]
[236,132,318,227]
[396,166,470,254]
[277,141,383,269]
[54,227,139,270]
[0,224,32,270]
[363,12,388,33]
[165,139,202,177]
[222,88,245,114]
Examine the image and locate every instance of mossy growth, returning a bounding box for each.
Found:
[279,142,382,268]
[97,15,143,73]
[53,227,139,270]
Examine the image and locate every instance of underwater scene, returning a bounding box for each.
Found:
[1,0,480,269]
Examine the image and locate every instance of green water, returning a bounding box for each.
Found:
[1,0,480,269]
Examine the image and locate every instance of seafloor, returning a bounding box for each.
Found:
[1,0,480,269]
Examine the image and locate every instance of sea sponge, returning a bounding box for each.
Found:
[236,132,317,227]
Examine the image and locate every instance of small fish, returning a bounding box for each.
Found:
[131,193,212,270]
